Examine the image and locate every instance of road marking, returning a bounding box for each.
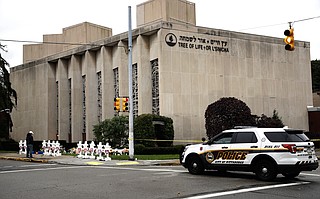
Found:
[19,164,57,167]
[86,161,104,166]
[0,164,185,174]
[0,166,90,174]
[94,166,187,173]
[300,172,320,177]
[183,182,310,199]
[116,161,139,165]
[2,166,13,168]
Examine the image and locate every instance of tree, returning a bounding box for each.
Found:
[205,97,255,139]
[93,116,128,148]
[0,44,17,139]
[311,60,320,92]
[256,110,284,128]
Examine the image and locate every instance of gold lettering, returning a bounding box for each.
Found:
[216,151,223,159]
[240,152,247,160]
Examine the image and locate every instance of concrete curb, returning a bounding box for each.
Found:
[0,154,181,166]
[0,156,49,163]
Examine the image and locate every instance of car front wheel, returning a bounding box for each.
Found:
[187,156,204,175]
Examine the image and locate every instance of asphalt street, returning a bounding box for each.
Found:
[0,159,319,199]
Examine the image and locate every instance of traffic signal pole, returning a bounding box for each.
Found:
[128,6,134,160]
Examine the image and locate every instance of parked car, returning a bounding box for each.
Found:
[180,127,319,181]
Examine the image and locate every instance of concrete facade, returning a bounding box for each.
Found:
[10,0,313,143]
[313,93,320,107]
[23,22,112,63]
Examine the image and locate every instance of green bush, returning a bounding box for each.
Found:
[0,138,18,151]
[134,144,185,155]
[134,144,146,154]
[256,110,284,128]
[93,116,129,148]
[134,114,174,147]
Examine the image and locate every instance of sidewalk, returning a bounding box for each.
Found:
[1,150,319,167]
[0,152,180,166]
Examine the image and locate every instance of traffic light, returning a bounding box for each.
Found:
[114,98,120,112]
[122,97,129,112]
[284,28,294,51]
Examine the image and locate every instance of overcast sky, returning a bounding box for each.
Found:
[0,0,319,67]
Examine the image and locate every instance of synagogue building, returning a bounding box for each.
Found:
[10,0,313,143]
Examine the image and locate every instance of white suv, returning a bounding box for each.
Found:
[180,127,318,181]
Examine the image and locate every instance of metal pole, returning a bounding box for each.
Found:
[128,6,134,160]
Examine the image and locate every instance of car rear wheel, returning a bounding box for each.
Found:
[254,159,277,181]
[187,156,204,175]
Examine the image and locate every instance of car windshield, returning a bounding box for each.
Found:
[264,131,310,142]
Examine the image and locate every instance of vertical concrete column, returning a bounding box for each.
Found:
[83,51,98,140]
[137,35,152,114]
[101,46,114,120]
[118,41,129,97]
[56,59,69,141]
[47,62,58,140]
[70,55,83,142]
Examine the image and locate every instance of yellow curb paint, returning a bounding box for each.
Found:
[86,161,104,165]
[116,161,139,165]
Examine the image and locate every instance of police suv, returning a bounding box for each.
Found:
[180,127,319,181]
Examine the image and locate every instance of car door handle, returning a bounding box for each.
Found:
[250,146,258,148]
[222,147,228,149]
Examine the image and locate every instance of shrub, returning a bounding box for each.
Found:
[256,110,284,128]
[0,138,18,151]
[134,114,174,147]
[93,116,129,148]
[134,144,183,155]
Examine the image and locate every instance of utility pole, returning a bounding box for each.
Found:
[128,6,134,160]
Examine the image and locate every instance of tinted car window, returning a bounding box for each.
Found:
[264,131,309,142]
[213,132,234,144]
[234,132,257,143]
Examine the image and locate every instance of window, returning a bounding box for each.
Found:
[132,63,138,117]
[82,75,86,139]
[97,72,102,122]
[68,78,72,142]
[151,59,159,115]
[234,132,257,143]
[213,132,234,144]
[113,68,119,116]
[264,131,309,142]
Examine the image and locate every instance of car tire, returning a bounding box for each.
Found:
[187,156,204,175]
[281,171,300,179]
[254,159,277,181]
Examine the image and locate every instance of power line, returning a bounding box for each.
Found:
[293,15,320,23]
[1,15,320,45]
[238,22,286,31]
[238,15,320,31]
